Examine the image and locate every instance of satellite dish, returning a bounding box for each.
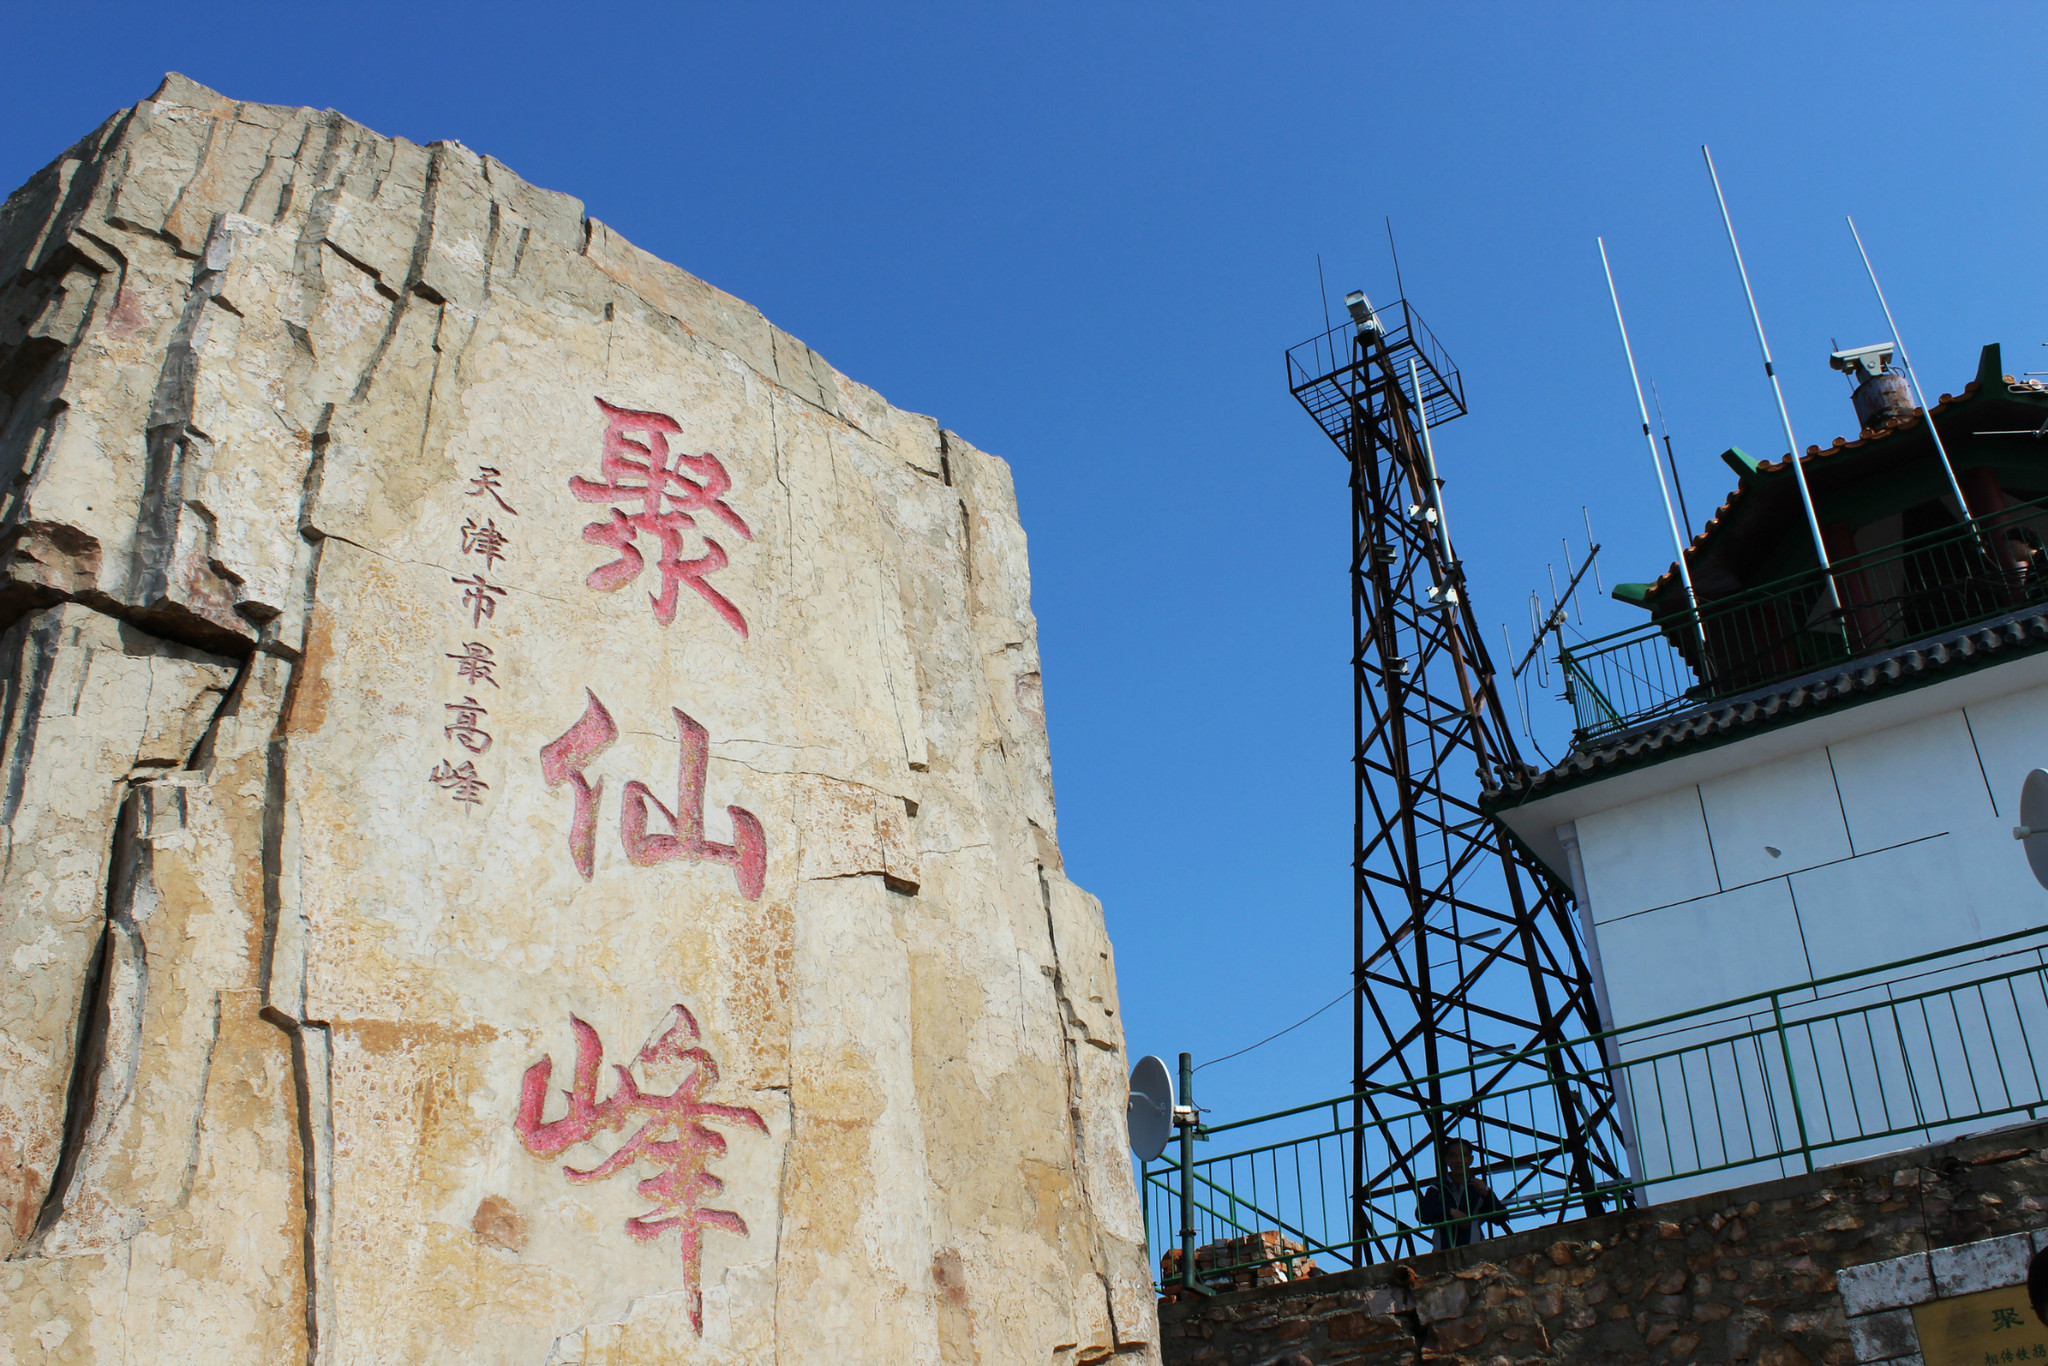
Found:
[2019,769,2048,890]
[1127,1055,1175,1161]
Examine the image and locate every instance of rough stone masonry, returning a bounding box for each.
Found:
[1159,1120,2048,1366]
[0,74,1157,1365]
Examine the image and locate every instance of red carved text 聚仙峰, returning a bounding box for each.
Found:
[539,690,765,899]
[514,1006,766,1335]
[571,399,752,635]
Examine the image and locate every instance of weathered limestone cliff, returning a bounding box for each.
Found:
[0,74,1155,1365]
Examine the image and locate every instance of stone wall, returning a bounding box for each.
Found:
[0,74,1156,1364]
[1158,1121,2048,1365]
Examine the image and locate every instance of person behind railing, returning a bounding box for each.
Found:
[2006,528,2047,593]
[1415,1137,1506,1251]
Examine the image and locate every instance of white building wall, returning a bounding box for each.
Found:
[1572,698,2042,1020]
[1546,663,2048,1201]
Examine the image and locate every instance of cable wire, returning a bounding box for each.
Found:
[1196,983,1353,1071]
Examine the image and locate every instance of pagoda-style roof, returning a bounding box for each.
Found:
[1628,344,2048,616]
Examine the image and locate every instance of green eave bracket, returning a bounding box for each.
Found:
[1720,446,1761,478]
[1612,582,1655,609]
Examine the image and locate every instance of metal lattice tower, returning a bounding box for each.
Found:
[1286,295,1627,1261]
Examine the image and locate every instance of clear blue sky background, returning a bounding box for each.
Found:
[5,4,2043,1135]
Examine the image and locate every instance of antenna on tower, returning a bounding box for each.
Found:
[1527,592,1549,689]
[1583,507,1603,595]
[1500,622,1533,738]
[1514,538,1601,685]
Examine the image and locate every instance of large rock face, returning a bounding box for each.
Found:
[0,75,1155,1365]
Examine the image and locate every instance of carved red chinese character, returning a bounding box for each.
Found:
[468,465,519,515]
[460,516,511,568]
[444,696,492,754]
[538,689,617,879]
[427,759,488,806]
[447,641,499,688]
[452,573,506,627]
[571,398,752,635]
[622,707,766,900]
[515,1006,766,1335]
[538,690,765,899]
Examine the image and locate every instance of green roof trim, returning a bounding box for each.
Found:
[1720,446,1761,478]
[1976,342,2003,391]
[1612,582,1656,608]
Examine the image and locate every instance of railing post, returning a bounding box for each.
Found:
[1179,1052,1199,1294]
[1770,992,1815,1173]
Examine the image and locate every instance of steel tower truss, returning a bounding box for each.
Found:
[1286,299,1627,1261]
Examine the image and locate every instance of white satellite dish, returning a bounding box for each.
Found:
[1127,1055,1175,1161]
[2018,769,2048,890]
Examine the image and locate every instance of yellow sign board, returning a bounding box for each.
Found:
[1914,1284,2048,1366]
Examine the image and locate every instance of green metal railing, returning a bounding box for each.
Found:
[1144,926,2048,1292]
[1558,495,2048,746]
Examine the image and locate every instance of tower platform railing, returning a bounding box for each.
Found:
[1557,492,2048,749]
[1286,299,1468,446]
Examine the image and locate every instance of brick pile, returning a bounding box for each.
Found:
[1160,1231,1323,1301]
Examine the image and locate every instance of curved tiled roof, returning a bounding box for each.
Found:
[1485,604,2048,804]
[1643,380,1989,603]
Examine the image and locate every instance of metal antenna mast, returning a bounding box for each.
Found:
[1286,291,1627,1262]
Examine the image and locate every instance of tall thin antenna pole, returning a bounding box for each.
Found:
[1702,145,1839,608]
[1317,254,1334,335]
[1845,216,1976,527]
[1583,506,1603,594]
[1409,357,1453,562]
[1387,217,1408,301]
[1598,238,1711,670]
[1649,379,1695,541]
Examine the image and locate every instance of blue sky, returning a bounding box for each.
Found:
[6,3,2043,1135]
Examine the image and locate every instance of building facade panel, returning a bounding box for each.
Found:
[1577,784,1721,923]
[1596,878,1808,1026]
[1697,745,1852,887]
[1825,709,1991,854]
[1789,832,1976,978]
[1960,682,2048,822]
